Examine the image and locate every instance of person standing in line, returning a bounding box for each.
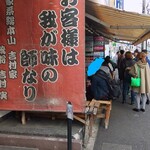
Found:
[117,50,125,81]
[120,51,136,104]
[112,51,119,64]
[129,52,150,112]
[117,50,125,97]
[142,49,150,105]
[142,49,150,66]
[130,49,140,105]
[133,49,139,62]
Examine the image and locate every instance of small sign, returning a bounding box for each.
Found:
[66,102,73,120]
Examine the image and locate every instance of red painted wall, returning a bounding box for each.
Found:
[0,0,85,112]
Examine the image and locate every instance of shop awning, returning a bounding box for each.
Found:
[85,0,150,45]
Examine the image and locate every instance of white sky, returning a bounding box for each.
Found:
[124,0,142,13]
[124,0,150,14]
[96,0,150,14]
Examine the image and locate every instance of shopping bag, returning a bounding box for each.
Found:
[131,77,141,87]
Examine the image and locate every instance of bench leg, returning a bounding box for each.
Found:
[104,105,111,129]
[89,114,94,137]
[21,111,26,125]
[83,115,90,147]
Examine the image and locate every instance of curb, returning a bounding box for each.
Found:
[84,119,100,150]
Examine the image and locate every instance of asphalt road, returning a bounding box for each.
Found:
[94,99,150,150]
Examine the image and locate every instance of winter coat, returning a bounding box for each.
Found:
[121,58,135,82]
[129,60,150,93]
[117,55,124,80]
[100,65,112,79]
[90,70,112,100]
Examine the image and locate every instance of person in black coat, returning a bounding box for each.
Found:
[121,51,136,104]
[90,69,113,100]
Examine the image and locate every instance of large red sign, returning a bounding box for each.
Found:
[0,0,85,112]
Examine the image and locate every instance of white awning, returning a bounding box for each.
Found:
[86,0,150,45]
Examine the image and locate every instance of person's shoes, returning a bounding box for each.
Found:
[140,108,145,112]
[132,108,140,112]
[146,100,149,105]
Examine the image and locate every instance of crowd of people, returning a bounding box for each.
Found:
[86,48,150,112]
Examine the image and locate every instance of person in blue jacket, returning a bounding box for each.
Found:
[142,49,150,104]
[142,49,150,66]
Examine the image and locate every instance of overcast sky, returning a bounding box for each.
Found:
[124,0,143,13]
[124,0,150,14]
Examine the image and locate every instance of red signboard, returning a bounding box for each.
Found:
[0,0,85,112]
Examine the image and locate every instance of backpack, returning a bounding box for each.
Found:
[96,70,121,99]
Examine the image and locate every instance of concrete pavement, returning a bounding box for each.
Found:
[0,97,150,150]
[93,99,150,150]
[84,119,100,150]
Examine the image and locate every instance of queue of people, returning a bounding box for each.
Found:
[86,48,150,113]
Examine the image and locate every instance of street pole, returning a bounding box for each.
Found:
[142,0,146,50]
[142,0,146,13]
[66,101,73,150]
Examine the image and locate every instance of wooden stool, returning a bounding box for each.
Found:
[91,99,112,129]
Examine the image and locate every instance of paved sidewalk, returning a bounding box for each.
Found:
[93,99,150,150]
[84,119,100,150]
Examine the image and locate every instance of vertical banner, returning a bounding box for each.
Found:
[0,0,85,112]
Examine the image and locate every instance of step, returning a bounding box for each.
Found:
[0,145,38,150]
[0,133,82,150]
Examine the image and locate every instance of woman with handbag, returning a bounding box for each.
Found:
[129,52,150,112]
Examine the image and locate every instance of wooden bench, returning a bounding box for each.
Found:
[73,99,112,146]
[91,99,112,129]
[21,99,112,129]
[83,99,112,129]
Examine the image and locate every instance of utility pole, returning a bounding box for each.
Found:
[142,0,146,13]
[142,0,147,50]
[67,102,73,150]
[146,0,150,14]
